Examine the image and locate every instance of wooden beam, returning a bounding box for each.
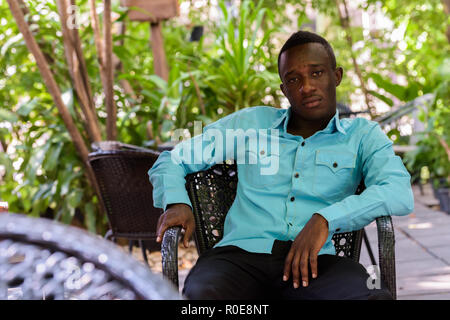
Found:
[150,22,169,81]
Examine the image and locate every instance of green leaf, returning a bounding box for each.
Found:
[60,205,75,225]
[143,75,168,91]
[0,33,23,56]
[368,90,394,106]
[43,142,64,172]
[84,203,97,233]
[0,108,18,123]
[58,169,81,197]
[16,98,39,117]
[67,188,83,208]
[31,182,54,203]
[369,73,408,101]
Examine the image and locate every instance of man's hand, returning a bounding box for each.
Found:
[156,203,195,248]
[283,213,329,288]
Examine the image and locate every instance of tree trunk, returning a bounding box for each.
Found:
[335,0,377,118]
[56,0,102,143]
[103,0,117,141]
[7,0,90,163]
[442,0,450,43]
[70,0,99,123]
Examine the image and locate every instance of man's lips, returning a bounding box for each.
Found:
[301,97,322,108]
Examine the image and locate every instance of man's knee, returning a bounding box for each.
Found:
[183,282,222,300]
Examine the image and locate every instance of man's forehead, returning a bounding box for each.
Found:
[279,43,331,70]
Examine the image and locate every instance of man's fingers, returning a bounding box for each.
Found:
[156,220,168,243]
[156,214,165,241]
[291,252,301,289]
[300,253,309,287]
[183,222,194,248]
[283,250,294,282]
[309,250,318,280]
[156,213,173,242]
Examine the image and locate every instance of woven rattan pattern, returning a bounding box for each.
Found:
[88,145,163,245]
[185,163,362,259]
[0,213,180,300]
[162,163,396,298]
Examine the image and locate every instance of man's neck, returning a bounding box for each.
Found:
[287,113,335,139]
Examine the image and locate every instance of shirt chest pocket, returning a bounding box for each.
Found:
[313,150,356,202]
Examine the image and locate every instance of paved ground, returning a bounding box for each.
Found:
[133,183,450,300]
[360,183,450,300]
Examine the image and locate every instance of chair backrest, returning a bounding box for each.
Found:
[88,142,163,249]
[185,163,364,261]
[0,213,180,300]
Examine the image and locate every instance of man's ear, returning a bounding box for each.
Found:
[335,67,343,87]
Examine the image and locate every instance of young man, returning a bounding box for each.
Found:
[148,31,414,300]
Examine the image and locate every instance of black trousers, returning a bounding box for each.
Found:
[183,240,393,300]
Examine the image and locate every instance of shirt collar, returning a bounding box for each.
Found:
[271,106,347,135]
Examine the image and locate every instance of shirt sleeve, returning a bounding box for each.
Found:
[317,123,415,233]
[148,112,240,211]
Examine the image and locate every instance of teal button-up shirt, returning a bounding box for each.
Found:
[148,106,414,255]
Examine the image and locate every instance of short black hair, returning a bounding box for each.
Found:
[278,30,337,77]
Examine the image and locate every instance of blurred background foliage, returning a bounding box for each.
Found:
[0,0,448,233]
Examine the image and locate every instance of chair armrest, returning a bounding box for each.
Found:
[375,215,396,299]
[161,226,182,289]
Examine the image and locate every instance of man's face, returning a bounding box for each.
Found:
[279,43,343,122]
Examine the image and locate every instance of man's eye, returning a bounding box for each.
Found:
[312,71,323,77]
[288,77,298,83]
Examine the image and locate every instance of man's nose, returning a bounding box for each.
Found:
[299,79,316,94]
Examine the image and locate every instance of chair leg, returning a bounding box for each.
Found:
[104,229,115,242]
[139,240,149,265]
[363,229,377,266]
[128,240,134,253]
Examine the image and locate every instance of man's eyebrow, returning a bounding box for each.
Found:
[283,64,325,78]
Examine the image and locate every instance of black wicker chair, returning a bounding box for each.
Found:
[88,141,163,264]
[161,163,397,299]
[0,213,180,300]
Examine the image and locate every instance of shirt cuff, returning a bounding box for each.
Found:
[316,203,349,234]
[161,188,193,211]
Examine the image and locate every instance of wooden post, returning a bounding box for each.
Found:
[150,22,169,81]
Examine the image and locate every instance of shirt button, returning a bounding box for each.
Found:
[336,228,341,232]
[260,150,265,155]
[333,162,338,168]
[301,141,305,146]
[290,197,295,202]
[294,173,299,178]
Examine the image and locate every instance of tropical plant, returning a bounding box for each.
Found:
[404,62,450,188]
